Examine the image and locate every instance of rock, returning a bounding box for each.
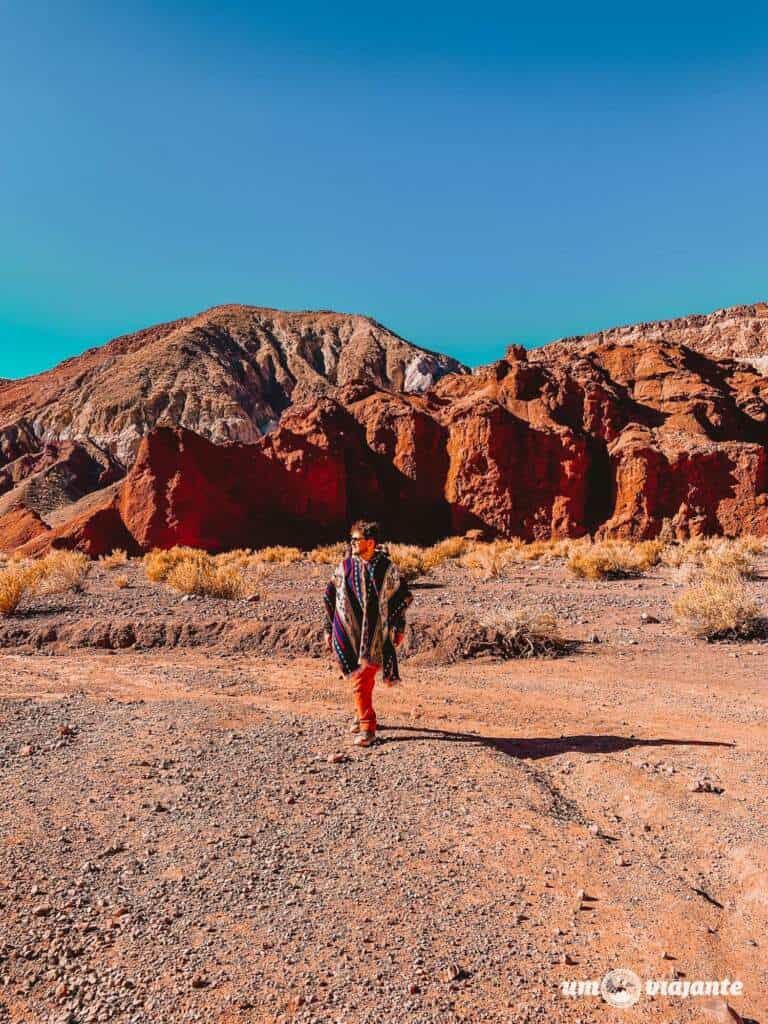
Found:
[640,613,660,624]
[8,301,768,553]
[19,744,33,757]
[701,997,743,1022]
[190,974,209,989]
[327,753,348,764]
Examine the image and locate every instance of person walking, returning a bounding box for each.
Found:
[323,521,413,747]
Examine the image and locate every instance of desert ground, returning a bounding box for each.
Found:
[1,548,766,1024]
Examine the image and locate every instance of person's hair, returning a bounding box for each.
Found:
[350,520,381,543]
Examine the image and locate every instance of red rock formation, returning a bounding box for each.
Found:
[0,504,50,553]
[7,302,768,555]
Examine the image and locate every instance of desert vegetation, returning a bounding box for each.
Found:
[144,546,248,599]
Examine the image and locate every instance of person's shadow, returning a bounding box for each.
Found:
[378,724,734,760]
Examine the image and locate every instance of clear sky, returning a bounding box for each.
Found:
[2,1,767,377]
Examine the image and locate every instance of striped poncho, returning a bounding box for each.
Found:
[323,547,413,682]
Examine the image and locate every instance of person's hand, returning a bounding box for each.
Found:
[394,630,405,647]
[324,632,332,651]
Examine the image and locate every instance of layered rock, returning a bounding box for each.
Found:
[540,301,768,367]
[7,301,768,555]
[0,306,467,465]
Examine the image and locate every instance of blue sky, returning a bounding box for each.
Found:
[1,1,767,377]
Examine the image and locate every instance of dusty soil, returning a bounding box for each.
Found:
[1,558,767,1024]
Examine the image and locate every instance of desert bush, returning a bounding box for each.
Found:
[114,574,130,589]
[734,535,768,556]
[0,563,38,616]
[34,551,91,594]
[99,549,129,570]
[214,549,254,570]
[421,536,468,570]
[701,542,757,580]
[661,537,713,568]
[459,609,571,659]
[387,543,427,581]
[673,566,762,640]
[459,540,520,579]
[144,546,208,582]
[567,541,651,580]
[250,546,304,565]
[165,555,246,599]
[306,543,347,565]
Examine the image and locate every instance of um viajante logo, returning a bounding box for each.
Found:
[561,969,744,1006]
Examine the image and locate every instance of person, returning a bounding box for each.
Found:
[323,521,413,747]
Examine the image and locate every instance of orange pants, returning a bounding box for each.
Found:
[351,663,380,733]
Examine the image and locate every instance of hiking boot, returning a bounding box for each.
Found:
[353,731,376,748]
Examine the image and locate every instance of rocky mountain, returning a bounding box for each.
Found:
[539,302,768,366]
[16,330,768,556]
[0,304,468,467]
[4,300,768,554]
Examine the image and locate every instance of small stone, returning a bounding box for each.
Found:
[19,744,33,757]
[701,997,743,1023]
[442,964,465,982]
[191,974,209,989]
[409,983,421,995]
[327,753,348,764]
[562,953,577,965]
[58,724,73,737]
[33,904,52,917]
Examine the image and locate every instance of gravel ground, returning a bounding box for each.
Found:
[1,557,767,1023]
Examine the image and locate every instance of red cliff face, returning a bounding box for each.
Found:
[8,302,768,555]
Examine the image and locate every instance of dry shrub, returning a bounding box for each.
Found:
[661,537,713,569]
[673,566,762,640]
[735,535,768,556]
[0,563,38,616]
[165,556,246,599]
[144,546,206,583]
[250,546,304,565]
[34,551,91,594]
[459,541,519,579]
[460,610,571,659]
[387,543,427,581]
[114,574,130,589]
[214,549,254,570]
[99,549,129,570]
[568,541,658,580]
[306,543,347,565]
[701,542,756,580]
[421,536,469,570]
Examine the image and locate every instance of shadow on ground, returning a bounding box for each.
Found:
[378,724,735,760]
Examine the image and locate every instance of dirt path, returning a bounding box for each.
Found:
[1,635,766,1024]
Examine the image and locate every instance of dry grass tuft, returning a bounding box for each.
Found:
[250,546,304,565]
[114,574,130,589]
[144,546,206,583]
[387,543,428,581]
[34,550,92,594]
[306,543,347,565]
[99,549,129,570]
[0,563,39,616]
[567,541,661,580]
[673,566,762,641]
[165,556,246,599]
[421,536,469,570]
[459,541,519,579]
[214,549,254,571]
